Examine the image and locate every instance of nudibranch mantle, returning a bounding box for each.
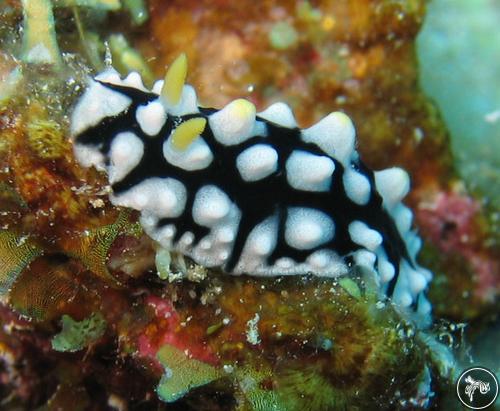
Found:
[71,54,432,319]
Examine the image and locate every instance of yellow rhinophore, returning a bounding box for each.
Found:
[171,117,207,151]
[161,53,188,106]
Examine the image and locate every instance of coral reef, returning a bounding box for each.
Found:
[0,0,497,410]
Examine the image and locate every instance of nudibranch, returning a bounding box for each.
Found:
[71,54,432,319]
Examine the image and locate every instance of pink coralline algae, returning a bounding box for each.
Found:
[136,295,218,369]
[416,190,498,301]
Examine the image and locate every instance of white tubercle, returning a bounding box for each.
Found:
[374,167,410,208]
[409,270,427,294]
[123,71,147,90]
[391,203,414,234]
[209,99,256,145]
[245,216,278,256]
[236,144,278,182]
[236,216,279,273]
[343,169,371,205]
[258,102,297,128]
[417,294,432,316]
[348,221,383,251]
[301,112,355,165]
[405,231,423,259]
[286,150,335,192]
[108,132,144,183]
[71,80,132,136]
[353,249,376,271]
[136,100,167,136]
[392,264,413,307]
[378,258,395,283]
[192,185,232,227]
[165,85,200,116]
[152,79,164,94]
[285,207,335,250]
[307,250,338,271]
[111,177,187,219]
[73,144,106,171]
[94,67,122,84]
[163,136,214,171]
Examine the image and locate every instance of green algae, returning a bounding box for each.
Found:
[338,277,362,300]
[156,344,222,403]
[234,366,285,411]
[51,312,107,352]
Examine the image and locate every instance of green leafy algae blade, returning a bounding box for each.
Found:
[51,312,107,352]
[156,344,221,403]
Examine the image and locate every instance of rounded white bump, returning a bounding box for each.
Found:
[95,68,122,84]
[166,85,199,116]
[378,259,395,283]
[307,250,331,269]
[71,80,132,136]
[236,144,278,182]
[285,207,334,250]
[219,250,229,261]
[343,169,371,205]
[258,102,297,128]
[348,221,383,251]
[123,71,146,90]
[111,177,187,218]
[152,79,164,94]
[276,257,294,269]
[73,144,106,170]
[286,150,335,192]
[108,131,144,183]
[136,100,167,136]
[301,112,355,165]
[200,239,212,250]
[163,225,175,238]
[354,249,376,270]
[374,167,410,207]
[409,271,427,294]
[217,227,235,244]
[405,231,422,258]
[181,232,195,246]
[395,291,413,307]
[163,135,214,171]
[245,216,278,257]
[208,99,256,145]
[417,294,432,315]
[392,203,413,234]
[192,185,232,227]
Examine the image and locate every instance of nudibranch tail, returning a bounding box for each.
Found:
[71,54,433,323]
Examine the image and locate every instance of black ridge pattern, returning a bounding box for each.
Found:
[75,81,414,296]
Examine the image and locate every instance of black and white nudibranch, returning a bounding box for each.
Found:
[71,54,432,318]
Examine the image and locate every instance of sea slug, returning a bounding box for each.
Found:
[71,54,432,319]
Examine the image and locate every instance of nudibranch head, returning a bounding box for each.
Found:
[71,54,433,323]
